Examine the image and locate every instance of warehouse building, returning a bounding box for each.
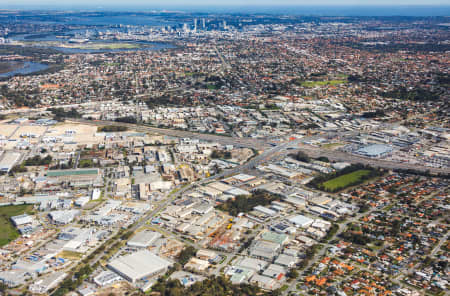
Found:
[11,214,33,226]
[249,241,280,260]
[93,270,123,287]
[288,215,314,228]
[253,205,277,217]
[0,152,21,173]
[127,230,161,248]
[108,250,172,283]
[236,257,268,272]
[29,271,67,294]
[48,210,80,225]
[0,270,28,287]
[355,144,393,157]
[260,231,289,245]
[45,168,102,187]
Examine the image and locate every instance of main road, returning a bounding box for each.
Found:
[70,118,270,150]
[72,119,450,175]
[297,145,450,175]
[88,136,291,267]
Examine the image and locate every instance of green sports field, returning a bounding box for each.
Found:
[300,80,346,87]
[321,169,371,191]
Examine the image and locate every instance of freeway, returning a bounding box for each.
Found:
[0,100,119,115]
[70,118,270,150]
[72,119,450,175]
[297,145,450,175]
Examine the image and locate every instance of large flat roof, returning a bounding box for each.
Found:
[261,231,288,245]
[288,214,314,227]
[108,250,171,282]
[356,144,393,156]
[46,168,99,177]
[0,152,21,171]
[127,230,161,247]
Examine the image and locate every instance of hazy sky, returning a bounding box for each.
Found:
[3,0,450,6]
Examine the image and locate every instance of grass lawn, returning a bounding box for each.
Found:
[79,159,95,168]
[59,250,83,260]
[301,80,346,87]
[321,169,372,191]
[321,142,344,149]
[280,285,289,291]
[336,74,349,79]
[0,204,34,247]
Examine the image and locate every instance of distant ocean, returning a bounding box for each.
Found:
[3,5,450,17]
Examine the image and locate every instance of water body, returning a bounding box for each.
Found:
[55,15,177,26]
[177,5,450,16]
[9,30,176,54]
[0,13,178,27]
[132,5,450,17]
[4,5,450,17]
[0,62,49,78]
[48,41,175,53]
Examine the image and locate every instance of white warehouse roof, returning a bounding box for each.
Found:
[108,250,172,283]
[288,214,314,228]
[127,230,161,248]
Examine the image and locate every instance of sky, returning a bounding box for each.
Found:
[2,0,450,6]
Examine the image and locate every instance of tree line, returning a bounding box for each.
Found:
[151,275,280,296]
[217,190,280,217]
[308,163,383,193]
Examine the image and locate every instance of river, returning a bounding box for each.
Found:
[0,62,49,78]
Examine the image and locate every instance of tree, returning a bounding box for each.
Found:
[316,156,329,163]
[48,107,81,120]
[24,155,52,166]
[151,275,271,296]
[98,125,128,132]
[0,282,7,293]
[115,116,137,124]
[293,151,310,163]
[287,269,299,279]
[178,246,197,265]
[217,190,280,216]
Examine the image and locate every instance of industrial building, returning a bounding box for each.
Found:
[93,270,123,287]
[29,271,67,294]
[107,250,172,283]
[10,214,33,226]
[249,241,280,260]
[355,144,393,157]
[0,152,21,173]
[0,270,28,287]
[236,257,268,272]
[288,214,314,228]
[45,168,102,187]
[48,210,80,224]
[127,230,161,248]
